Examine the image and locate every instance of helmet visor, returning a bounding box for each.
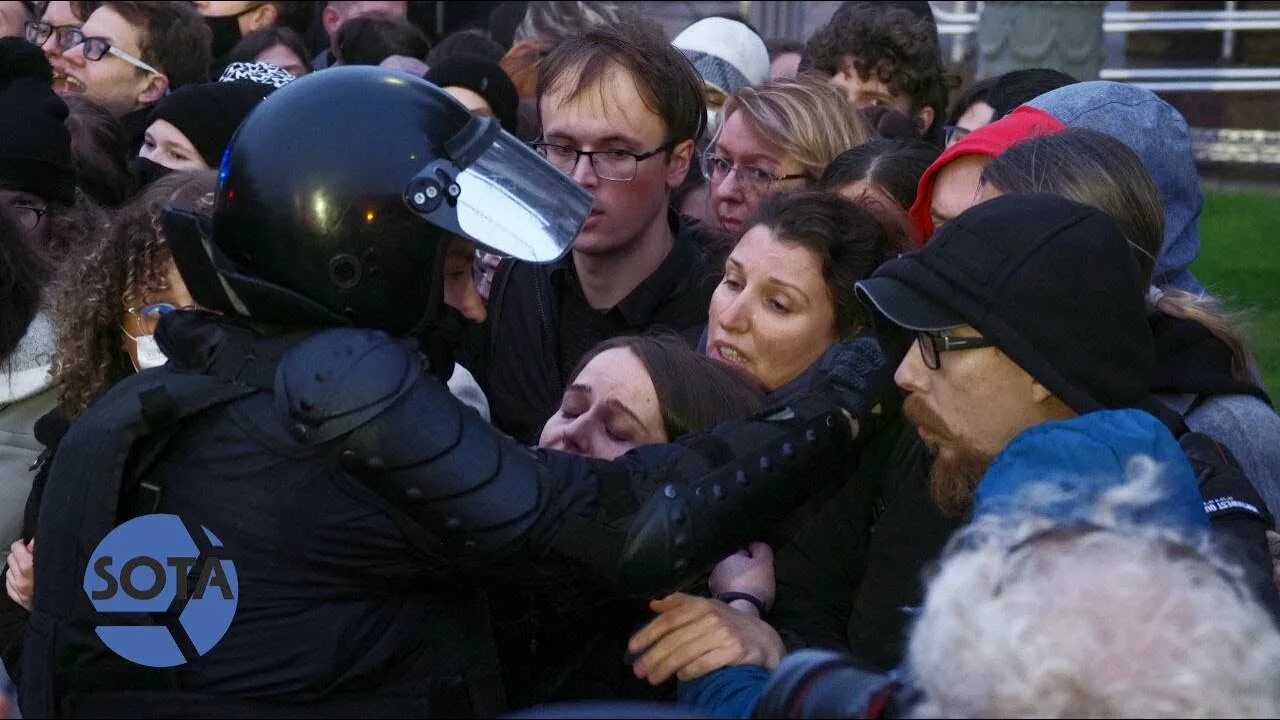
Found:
[430,129,591,264]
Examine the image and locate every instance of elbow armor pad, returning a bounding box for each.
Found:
[276,328,552,565]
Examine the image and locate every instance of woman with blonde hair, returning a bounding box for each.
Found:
[704,76,869,236]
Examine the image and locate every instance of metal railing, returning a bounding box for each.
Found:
[932,1,1280,92]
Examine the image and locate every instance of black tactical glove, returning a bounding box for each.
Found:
[810,331,898,441]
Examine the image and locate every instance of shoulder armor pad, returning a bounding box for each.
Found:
[274,328,421,445]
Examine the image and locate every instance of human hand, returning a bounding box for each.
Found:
[627,592,785,685]
[6,539,33,611]
[709,542,775,610]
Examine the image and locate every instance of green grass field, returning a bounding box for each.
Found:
[1194,191,1280,394]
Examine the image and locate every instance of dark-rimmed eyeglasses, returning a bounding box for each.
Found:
[917,330,995,370]
[701,154,808,195]
[943,124,972,147]
[7,205,48,232]
[23,20,77,48]
[531,141,675,182]
[60,27,162,75]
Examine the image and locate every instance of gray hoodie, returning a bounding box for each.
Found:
[1029,81,1204,294]
[0,313,58,558]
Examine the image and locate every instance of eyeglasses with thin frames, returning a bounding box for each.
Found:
[530,141,675,182]
[701,154,808,195]
[917,330,995,370]
[124,302,192,336]
[6,205,48,232]
[59,26,162,75]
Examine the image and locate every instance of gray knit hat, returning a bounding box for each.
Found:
[673,17,769,96]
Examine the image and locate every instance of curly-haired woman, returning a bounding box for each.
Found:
[51,171,213,420]
[0,172,214,681]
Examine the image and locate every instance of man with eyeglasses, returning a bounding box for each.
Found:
[855,192,1277,594]
[858,193,1150,516]
[41,1,210,149]
[691,192,1280,689]
[474,22,722,448]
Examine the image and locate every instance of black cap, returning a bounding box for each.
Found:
[0,38,75,204]
[425,55,519,133]
[856,193,1154,414]
[150,80,275,167]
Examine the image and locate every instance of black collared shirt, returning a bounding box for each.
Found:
[474,212,721,445]
[553,230,702,378]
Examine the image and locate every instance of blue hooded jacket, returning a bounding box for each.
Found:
[974,408,1209,540]
[1029,81,1205,293]
[679,409,1210,719]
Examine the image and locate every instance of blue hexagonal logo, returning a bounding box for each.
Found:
[84,514,238,668]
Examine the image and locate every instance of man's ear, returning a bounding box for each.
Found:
[247,3,278,32]
[665,138,695,190]
[914,105,935,137]
[137,73,169,106]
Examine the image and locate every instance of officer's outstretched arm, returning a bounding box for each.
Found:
[279,330,890,597]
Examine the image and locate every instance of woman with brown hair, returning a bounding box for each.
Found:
[496,333,766,706]
[540,333,765,460]
[626,190,953,689]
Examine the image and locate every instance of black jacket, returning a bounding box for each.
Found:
[771,408,963,672]
[469,214,722,445]
[771,391,1280,674]
[22,313,860,718]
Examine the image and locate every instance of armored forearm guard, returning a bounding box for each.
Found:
[610,395,855,596]
[277,330,858,589]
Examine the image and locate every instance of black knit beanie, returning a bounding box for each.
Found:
[0,38,75,204]
[149,80,274,167]
[425,55,519,133]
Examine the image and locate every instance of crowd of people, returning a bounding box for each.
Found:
[0,0,1279,717]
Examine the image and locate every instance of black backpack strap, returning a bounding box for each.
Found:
[1140,396,1280,615]
[23,373,258,718]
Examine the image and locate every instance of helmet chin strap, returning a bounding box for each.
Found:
[409,240,457,382]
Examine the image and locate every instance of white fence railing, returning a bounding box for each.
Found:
[932,1,1280,92]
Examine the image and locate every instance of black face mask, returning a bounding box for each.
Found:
[130,156,173,188]
[205,8,252,62]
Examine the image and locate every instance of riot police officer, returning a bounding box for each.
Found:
[24,68,890,718]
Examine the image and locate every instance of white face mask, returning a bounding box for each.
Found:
[130,333,168,370]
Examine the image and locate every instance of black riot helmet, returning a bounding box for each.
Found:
[165,66,590,338]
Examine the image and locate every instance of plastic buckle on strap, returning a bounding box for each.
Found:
[134,479,163,517]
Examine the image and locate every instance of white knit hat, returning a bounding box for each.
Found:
[672,17,769,96]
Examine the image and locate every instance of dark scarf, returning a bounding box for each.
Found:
[1149,310,1271,407]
